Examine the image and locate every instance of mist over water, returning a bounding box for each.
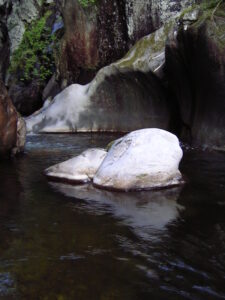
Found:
[0,134,225,300]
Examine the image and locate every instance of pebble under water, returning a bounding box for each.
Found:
[0,134,225,300]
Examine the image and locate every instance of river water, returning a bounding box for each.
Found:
[0,134,225,300]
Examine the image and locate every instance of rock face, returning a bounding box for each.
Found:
[59,0,129,85]
[0,80,26,156]
[26,24,172,133]
[9,82,44,116]
[45,148,107,183]
[58,0,197,85]
[166,2,225,149]
[6,0,63,116]
[93,128,183,191]
[0,0,10,81]
[7,0,41,55]
[0,0,197,116]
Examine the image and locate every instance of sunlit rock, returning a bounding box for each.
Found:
[94,128,183,191]
[26,24,173,134]
[45,148,107,183]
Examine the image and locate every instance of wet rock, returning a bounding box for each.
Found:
[93,128,183,191]
[166,2,225,149]
[0,80,25,156]
[26,24,172,133]
[45,148,107,183]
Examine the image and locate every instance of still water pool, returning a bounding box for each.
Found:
[0,134,225,300]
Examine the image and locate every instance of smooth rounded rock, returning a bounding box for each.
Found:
[93,128,183,191]
[45,148,107,183]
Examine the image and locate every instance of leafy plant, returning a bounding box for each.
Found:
[9,11,56,85]
[77,0,97,8]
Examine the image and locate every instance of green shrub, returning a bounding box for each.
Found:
[78,0,97,8]
[9,11,55,84]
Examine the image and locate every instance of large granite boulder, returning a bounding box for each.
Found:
[45,148,107,183]
[26,24,172,133]
[165,1,225,149]
[93,128,183,191]
[0,80,26,156]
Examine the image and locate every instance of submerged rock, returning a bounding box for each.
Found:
[0,80,26,156]
[45,148,107,183]
[26,24,172,133]
[93,128,183,191]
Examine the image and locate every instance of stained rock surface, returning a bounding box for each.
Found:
[0,80,26,156]
[45,148,107,183]
[166,2,225,149]
[59,0,197,84]
[93,128,183,191]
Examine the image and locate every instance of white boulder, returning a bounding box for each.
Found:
[93,128,183,191]
[45,148,107,183]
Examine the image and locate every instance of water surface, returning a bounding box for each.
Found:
[0,134,225,300]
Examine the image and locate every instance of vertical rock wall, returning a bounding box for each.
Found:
[166,2,225,149]
[0,80,26,156]
[58,0,198,85]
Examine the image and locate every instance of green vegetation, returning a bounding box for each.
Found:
[9,11,56,84]
[77,0,97,8]
[200,0,223,10]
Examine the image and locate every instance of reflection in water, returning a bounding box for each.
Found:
[50,183,184,239]
[0,134,225,299]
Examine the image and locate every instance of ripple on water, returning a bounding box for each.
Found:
[0,134,225,300]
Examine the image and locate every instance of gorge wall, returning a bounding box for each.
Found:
[26,0,225,150]
[0,0,224,153]
[0,80,26,156]
[0,0,198,115]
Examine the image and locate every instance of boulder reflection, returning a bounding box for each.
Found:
[50,183,184,239]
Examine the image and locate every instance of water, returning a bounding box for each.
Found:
[0,134,225,300]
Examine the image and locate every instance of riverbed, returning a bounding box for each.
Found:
[0,134,225,300]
